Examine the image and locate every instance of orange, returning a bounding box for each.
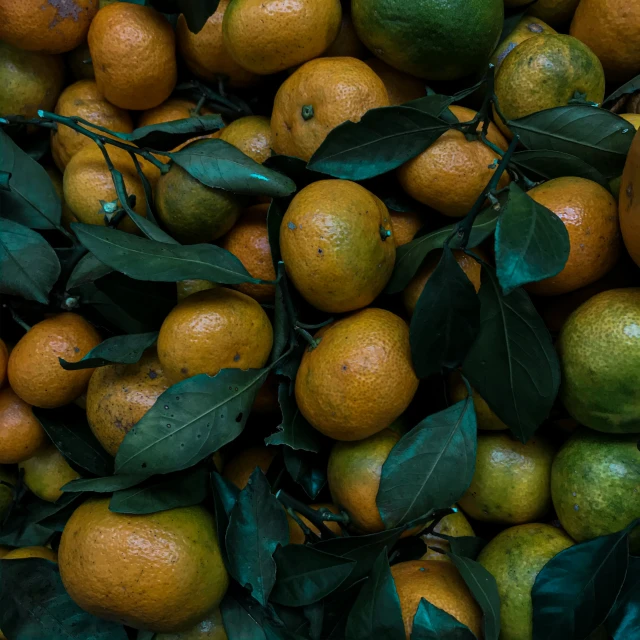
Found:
[295,308,418,441]
[0,339,8,388]
[155,607,228,640]
[620,128,640,267]
[8,313,101,409]
[398,105,510,217]
[59,499,229,632]
[391,560,483,640]
[571,0,640,83]
[0,387,47,464]
[220,204,275,302]
[271,57,390,161]
[389,210,423,247]
[280,180,395,313]
[324,14,368,59]
[221,446,277,489]
[222,0,342,75]
[3,546,57,562]
[527,0,580,27]
[218,116,272,164]
[88,3,177,110]
[87,350,169,456]
[421,508,475,562]
[138,99,213,128]
[157,288,273,384]
[364,58,425,105]
[51,80,134,170]
[448,371,508,431]
[177,280,218,302]
[287,503,343,544]
[0,0,98,54]
[526,177,621,296]
[19,443,81,502]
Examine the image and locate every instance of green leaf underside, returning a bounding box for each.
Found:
[221,593,267,640]
[462,266,560,442]
[411,598,476,640]
[495,183,570,295]
[377,398,477,529]
[62,473,149,493]
[284,448,327,500]
[606,555,640,640]
[59,331,158,370]
[66,252,113,290]
[211,471,240,569]
[603,73,640,107]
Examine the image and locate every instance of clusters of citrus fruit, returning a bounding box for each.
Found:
[0,0,640,639]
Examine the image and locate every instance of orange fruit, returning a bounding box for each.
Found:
[287,503,343,544]
[222,0,342,75]
[221,446,277,490]
[324,13,368,59]
[620,128,640,268]
[177,280,218,302]
[88,3,177,110]
[391,560,483,640]
[218,116,272,164]
[3,546,57,562]
[398,105,510,217]
[421,508,475,562]
[271,57,390,161]
[389,210,423,247]
[364,58,425,105]
[280,180,395,313]
[155,607,228,640]
[0,0,98,54]
[59,499,229,632]
[526,177,621,296]
[157,288,273,384]
[295,308,418,441]
[8,313,101,409]
[0,339,8,388]
[448,371,508,431]
[19,443,81,502]
[0,387,47,464]
[51,80,134,170]
[138,98,213,128]
[527,0,581,27]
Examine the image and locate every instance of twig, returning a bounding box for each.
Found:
[276,489,341,540]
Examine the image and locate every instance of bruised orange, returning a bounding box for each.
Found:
[364,58,425,105]
[221,446,277,490]
[0,387,47,464]
[218,116,272,164]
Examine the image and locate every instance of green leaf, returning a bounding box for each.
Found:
[62,474,148,493]
[66,253,113,290]
[148,0,220,33]
[606,556,640,640]
[72,223,261,285]
[137,631,155,640]
[499,8,528,42]
[166,138,296,197]
[495,182,570,295]
[0,558,128,640]
[267,198,289,268]
[109,467,209,514]
[263,155,324,189]
[377,399,477,529]
[410,598,477,640]
[271,545,355,606]
[603,73,640,107]
[508,106,635,179]
[284,448,327,500]
[126,208,178,244]
[461,266,560,442]
[432,534,486,560]
[308,106,450,180]
[0,218,61,303]
[532,521,638,640]
[410,246,481,378]
[271,265,295,361]
[220,593,267,640]
[211,471,239,568]
[34,406,113,477]
[449,553,501,640]
[344,548,405,640]
[226,469,289,606]
[59,331,158,371]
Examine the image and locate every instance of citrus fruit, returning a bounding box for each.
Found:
[19,443,80,502]
[324,14,368,59]
[571,0,640,83]
[478,524,574,640]
[397,105,510,217]
[138,99,212,128]
[218,116,272,164]
[0,547,9,559]
[220,204,276,302]
[391,560,483,639]
[448,371,508,431]
[157,288,273,384]
[527,0,581,26]
[526,177,621,296]
[0,387,47,464]
[389,210,423,247]
[0,466,16,521]
[51,79,134,170]
[295,308,418,441]
[459,432,555,524]
[621,113,640,129]
[88,3,177,110]
[3,546,58,561]
[8,313,101,409]
[87,350,169,456]
[59,499,229,632]
[222,446,277,489]
[252,373,279,414]
[620,127,640,267]
[287,503,343,544]
[0,0,98,54]
[280,180,395,313]
[271,57,389,161]
[67,41,95,80]
[421,508,475,562]
[0,339,8,388]
[155,607,228,640]
[351,0,503,81]
[364,58,425,105]
[551,428,640,547]
[222,0,342,75]
[177,280,218,302]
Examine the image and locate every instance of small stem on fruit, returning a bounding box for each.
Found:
[379,225,392,241]
[301,105,314,121]
[294,327,321,351]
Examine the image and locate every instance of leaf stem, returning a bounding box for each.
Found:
[285,507,321,543]
[294,327,321,351]
[276,489,340,540]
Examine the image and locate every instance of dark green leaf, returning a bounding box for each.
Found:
[377,399,477,529]
[403,94,454,116]
[59,331,158,371]
[271,265,294,361]
[499,9,528,42]
[166,138,296,197]
[323,584,363,639]
[271,545,355,606]
[62,474,148,493]
[0,218,61,303]
[603,73,640,107]
[211,472,239,570]
[226,469,289,606]
[411,598,477,640]
[304,602,324,640]
[66,253,113,290]
[284,447,327,500]
[137,631,155,640]
[220,593,267,640]
[433,534,486,560]
[606,556,640,640]
[410,246,480,378]
[263,155,324,189]
[308,106,450,180]
[495,182,570,294]
[267,198,289,267]
[462,266,560,442]
[126,208,178,244]
[150,0,220,33]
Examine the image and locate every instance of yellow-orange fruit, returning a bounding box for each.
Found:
[19,444,81,502]
[0,387,46,464]
[364,58,425,105]
[218,116,272,164]
[222,447,277,489]
[287,503,343,544]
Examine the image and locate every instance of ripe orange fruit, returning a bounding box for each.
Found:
[88,3,177,110]
[525,0,580,27]
[295,308,418,441]
[157,288,273,384]
[222,446,277,489]
[389,210,423,246]
[398,105,510,217]
[8,313,101,409]
[218,116,272,164]
[324,14,368,59]
[448,371,508,431]
[59,499,229,632]
[364,58,425,105]
[620,127,640,268]
[526,177,621,296]
[51,80,134,170]
[421,508,475,562]
[0,387,47,464]
[138,98,213,128]
[222,0,342,75]
[0,0,98,54]
[271,57,390,161]
[391,560,483,639]
[176,280,217,302]
[0,339,8,388]
[280,180,395,313]
[155,608,228,640]
[19,443,81,502]
[3,546,57,562]
[287,503,343,544]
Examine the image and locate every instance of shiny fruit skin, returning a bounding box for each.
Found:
[0,387,47,464]
[218,116,272,165]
